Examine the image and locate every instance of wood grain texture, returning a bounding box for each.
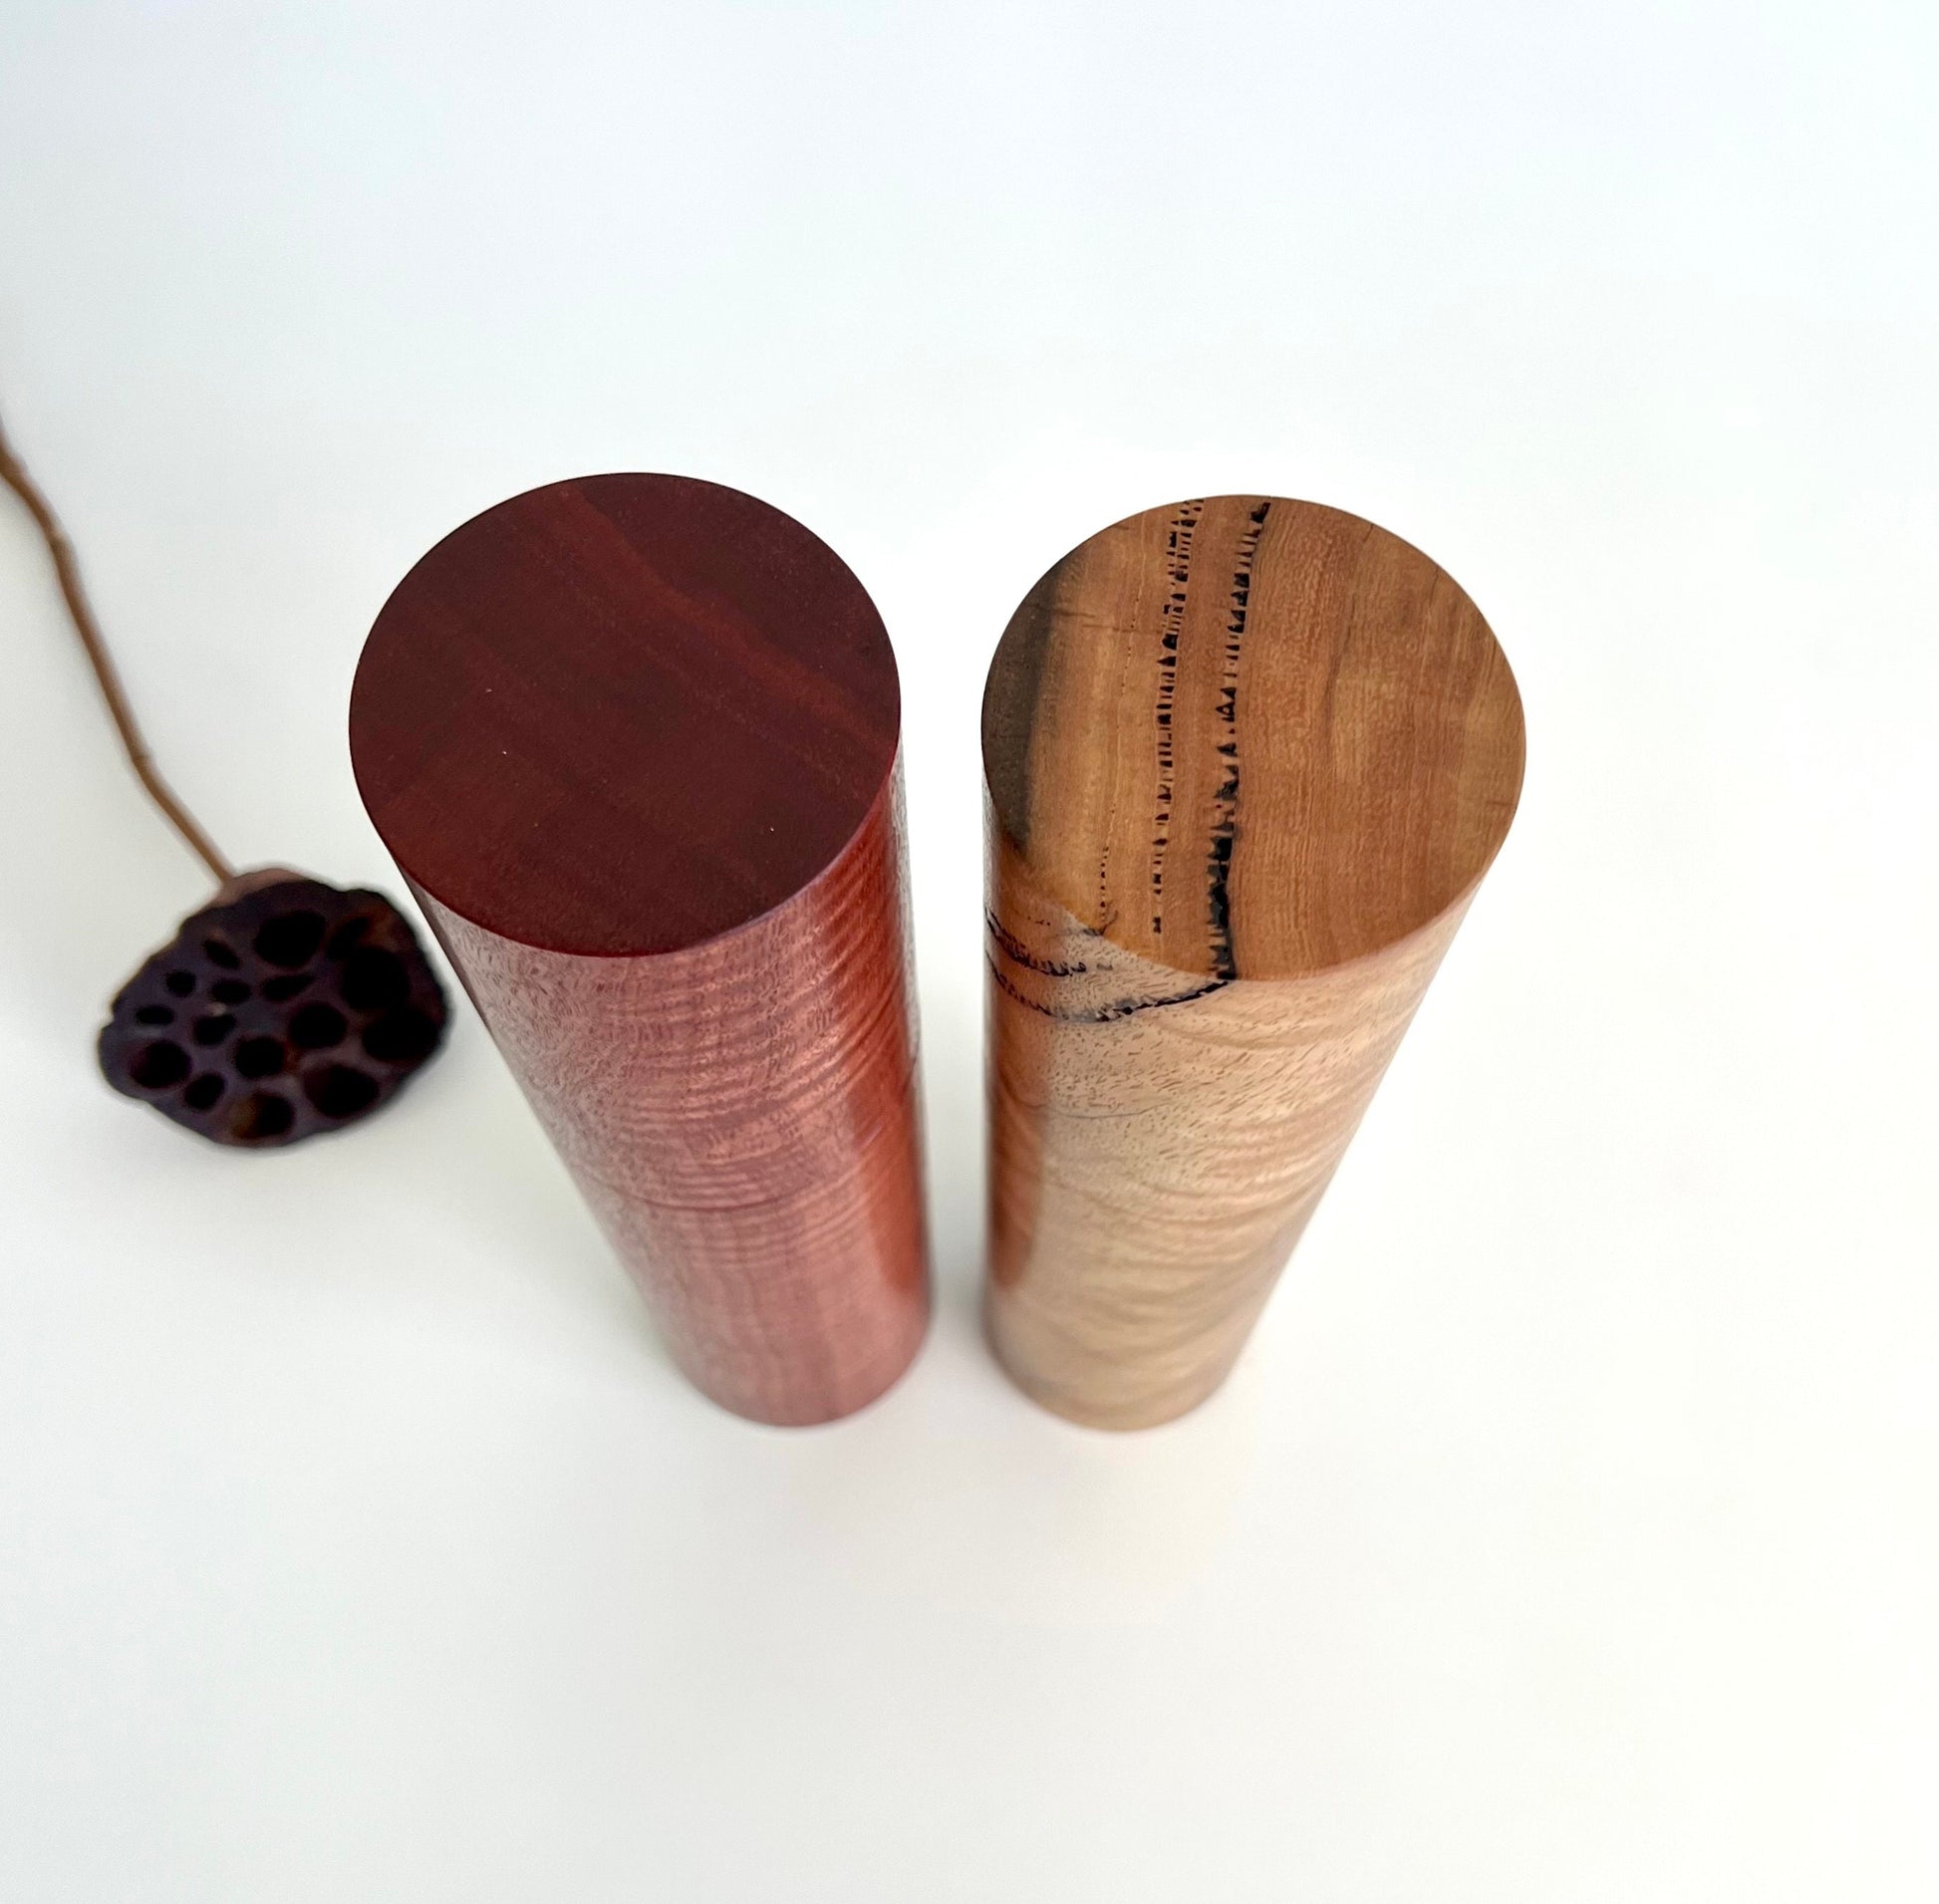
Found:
[352,475,929,1425]
[983,497,1524,1429]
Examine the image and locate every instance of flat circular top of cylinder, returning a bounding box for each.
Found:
[351,475,900,956]
[982,496,1524,978]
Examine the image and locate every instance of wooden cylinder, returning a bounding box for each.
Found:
[350,475,929,1425]
[982,497,1524,1429]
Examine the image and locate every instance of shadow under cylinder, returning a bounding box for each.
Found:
[351,475,929,1425]
[982,496,1525,1430]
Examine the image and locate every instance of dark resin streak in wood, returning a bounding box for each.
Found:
[1149,500,1202,935]
[1206,499,1268,979]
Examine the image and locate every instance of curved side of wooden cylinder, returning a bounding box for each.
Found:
[417,768,930,1426]
[984,814,1473,1430]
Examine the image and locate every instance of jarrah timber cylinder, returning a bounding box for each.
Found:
[351,475,929,1425]
[982,497,1524,1429]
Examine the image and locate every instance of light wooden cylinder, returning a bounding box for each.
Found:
[351,475,930,1426]
[982,497,1524,1429]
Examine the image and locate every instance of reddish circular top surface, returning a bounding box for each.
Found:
[351,475,901,956]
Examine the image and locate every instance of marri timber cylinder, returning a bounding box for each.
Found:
[982,497,1524,1430]
[351,475,929,1425]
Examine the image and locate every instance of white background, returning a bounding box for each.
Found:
[2,4,1935,1898]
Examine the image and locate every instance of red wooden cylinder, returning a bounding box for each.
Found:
[349,475,930,1424]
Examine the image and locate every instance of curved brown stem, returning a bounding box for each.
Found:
[0,408,232,885]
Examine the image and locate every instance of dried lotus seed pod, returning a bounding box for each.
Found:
[98,870,447,1147]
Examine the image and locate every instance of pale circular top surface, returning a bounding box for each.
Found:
[981,497,1525,978]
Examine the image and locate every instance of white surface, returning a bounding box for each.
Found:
[2,4,1935,1898]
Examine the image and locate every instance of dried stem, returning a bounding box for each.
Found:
[0,408,232,885]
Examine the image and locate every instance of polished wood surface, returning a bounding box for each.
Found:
[352,475,928,1425]
[983,497,1524,1428]
[352,473,900,957]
